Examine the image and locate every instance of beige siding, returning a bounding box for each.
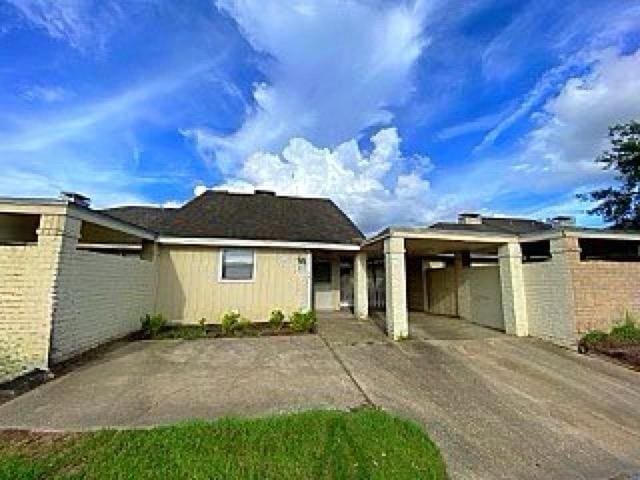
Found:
[155,246,310,323]
[406,258,425,311]
[468,265,503,330]
[426,266,457,316]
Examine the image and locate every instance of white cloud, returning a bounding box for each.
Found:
[6,0,125,52]
[512,49,640,189]
[436,109,510,141]
[185,0,430,172]
[208,127,445,234]
[21,85,70,103]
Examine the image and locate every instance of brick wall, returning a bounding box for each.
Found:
[571,260,640,334]
[523,260,575,345]
[50,249,155,363]
[0,244,56,382]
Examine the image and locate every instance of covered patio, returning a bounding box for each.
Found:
[356,226,527,340]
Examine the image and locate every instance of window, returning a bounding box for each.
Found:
[220,248,254,281]
[313,261,332,283]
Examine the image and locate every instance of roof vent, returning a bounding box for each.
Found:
[255,189,276,196]
[548,215,576,228]
[60,191,91,208]
[458,213,482,225]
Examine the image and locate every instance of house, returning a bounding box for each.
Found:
[1,190,640,382]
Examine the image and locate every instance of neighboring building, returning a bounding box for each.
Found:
[1,192,640,382]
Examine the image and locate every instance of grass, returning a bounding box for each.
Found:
[0,409,447,480]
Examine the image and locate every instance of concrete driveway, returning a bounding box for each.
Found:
[0,335,366,429]
[1,312,640,479]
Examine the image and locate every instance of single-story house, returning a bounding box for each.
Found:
[1,190,640,382]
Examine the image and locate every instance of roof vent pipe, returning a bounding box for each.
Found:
[458,213,482,225]
[60,191,91,208]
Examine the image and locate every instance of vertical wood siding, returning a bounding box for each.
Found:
[155,246,310,323]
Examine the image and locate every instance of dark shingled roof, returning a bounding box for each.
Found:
[101,206,178,234]
[103,191,364,244]
[431,217,552,235]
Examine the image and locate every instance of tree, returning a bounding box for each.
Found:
[580,121,640,229]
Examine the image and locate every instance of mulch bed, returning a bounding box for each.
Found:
[580,341,640,371]
[136,323,316,340]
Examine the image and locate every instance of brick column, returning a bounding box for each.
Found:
[353,252,368,319]
[549,236,580,345]
[35,213,81,368]
[385,237,408,339]
[498,242,528,336]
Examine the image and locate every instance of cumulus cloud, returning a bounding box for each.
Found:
[184,0,430,172]
[206,127,443,234]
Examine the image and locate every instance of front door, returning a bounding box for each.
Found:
[313,261,334,310]
[340,262,353,308]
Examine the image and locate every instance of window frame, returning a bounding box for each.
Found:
[218,248,256,283]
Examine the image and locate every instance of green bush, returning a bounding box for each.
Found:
[269,309,285,329]
[236,317,256,336]
[140,313,167,338]
[579,330,607,350]
[610,319,640,342]
[289,310,316,333]
[221,310,241,334]
[579,311,640,352]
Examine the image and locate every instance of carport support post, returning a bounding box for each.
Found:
[384,237,408,339]
[498,242,528,336]
[353,252,368,319]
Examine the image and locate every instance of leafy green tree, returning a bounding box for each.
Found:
[580,121,640,229]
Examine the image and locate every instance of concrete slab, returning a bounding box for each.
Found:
[325,316,640,480]
[2,312,639,480]
[316,311,388,346]
[409,312,504,340]
[0,335,367,430]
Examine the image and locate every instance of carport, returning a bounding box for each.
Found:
[356,226,526,340]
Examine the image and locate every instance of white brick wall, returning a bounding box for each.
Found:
[523,257,576,347]
[50,249,155,363]
[0,245,56,382]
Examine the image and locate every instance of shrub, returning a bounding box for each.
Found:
[140,313,167,338]
[289,310,316,333]
[269,309,285,329]
[236,317,255,336]
[610,318,640,342]
[221,310,241,334]
[578,330,607,352]
[199,317,207,336]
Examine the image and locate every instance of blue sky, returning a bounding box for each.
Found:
[1,0,640,233]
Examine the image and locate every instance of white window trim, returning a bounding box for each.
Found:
[218,248,256,283]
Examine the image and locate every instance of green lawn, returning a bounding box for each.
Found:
[0,408,447,480]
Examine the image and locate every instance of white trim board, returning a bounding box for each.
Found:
[158,236,361,251]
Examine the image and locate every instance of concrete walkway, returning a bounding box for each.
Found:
[1,312,640,479]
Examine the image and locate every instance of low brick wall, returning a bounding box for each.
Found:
[49,250,156,363]
[571,260,640,335]
[0,245,56,382]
